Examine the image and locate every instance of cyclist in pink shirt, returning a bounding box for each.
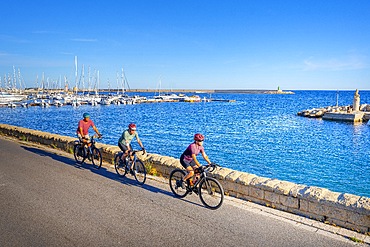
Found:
[180,133,212,186]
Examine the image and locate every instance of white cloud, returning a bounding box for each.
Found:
[71,38,98,42]
[0,52,10,56]
[59,52,74,55]
[303,55,367,71]
[0,35,30,43]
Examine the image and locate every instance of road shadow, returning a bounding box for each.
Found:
[20,145,178,200]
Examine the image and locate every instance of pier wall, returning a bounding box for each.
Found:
[0,123,369,234]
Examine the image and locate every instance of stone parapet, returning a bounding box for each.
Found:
[322,112,365,122]
[0,123,369,234]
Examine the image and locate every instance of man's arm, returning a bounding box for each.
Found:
[137,139,144,149]
[136,133,144,149]
[78,127,84,136]
[93,125,101,137]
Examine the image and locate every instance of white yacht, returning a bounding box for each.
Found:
[0,92,26,104]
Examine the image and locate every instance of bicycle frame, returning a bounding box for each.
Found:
[169,163,224,209]
[119,150,140,168]
[86,137,97,154]
[75,135,98,148]
[114,149,147,185]
[73,135,103,168]
[192,167,209,188]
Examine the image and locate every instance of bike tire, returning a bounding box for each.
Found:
[169,169,189,198]
[114,154,127,177]
[198,177,224,210]
[73,144,85,164]
[91,147,102,169]
[133,159,146,185]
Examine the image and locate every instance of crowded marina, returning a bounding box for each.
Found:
[0,89,236,108]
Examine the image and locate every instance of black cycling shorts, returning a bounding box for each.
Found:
[180,154,196,169]
[118,143,132,152]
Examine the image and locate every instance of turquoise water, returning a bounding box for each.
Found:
[1,90,369,197]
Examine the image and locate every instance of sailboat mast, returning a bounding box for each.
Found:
[81,64,85,93]
[75,56,78,92]
[97,70,100,94]
[88,66,91,93]
[116,71,119,94]
[18,68,23,92]
[42,72,45,93]
[121,67,125,94]
[12,65,17,91]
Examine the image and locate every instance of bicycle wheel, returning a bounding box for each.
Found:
[169,169,189,198]
[198,177,224,210]
[91,147,102,169]
[133,159,146,185]
[73,144,85,164]
[114,154,127,177]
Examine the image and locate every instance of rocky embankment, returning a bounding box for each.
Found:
[298,104,370,119]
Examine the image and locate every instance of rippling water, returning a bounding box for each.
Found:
[1,90,369,197]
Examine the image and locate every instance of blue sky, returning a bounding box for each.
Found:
[0,0,369,90]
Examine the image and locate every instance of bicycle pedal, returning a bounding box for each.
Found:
[186,185,193,193]
[176,180,184,189]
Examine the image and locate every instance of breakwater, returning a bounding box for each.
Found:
[298,104,370,122]
[0,123,369,235]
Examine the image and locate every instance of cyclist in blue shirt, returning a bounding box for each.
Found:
[118,123,145,163]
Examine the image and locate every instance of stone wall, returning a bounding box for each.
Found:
[0,123,369,234]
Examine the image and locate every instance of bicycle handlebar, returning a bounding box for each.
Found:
[195,163,220,173]
[130,149,146,155]
[92,134,103,139]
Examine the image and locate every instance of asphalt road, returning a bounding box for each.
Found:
[0,137,363,247]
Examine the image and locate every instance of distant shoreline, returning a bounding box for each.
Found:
[22,88,294,94]
[20,88,369,94]
[126,89,294,94]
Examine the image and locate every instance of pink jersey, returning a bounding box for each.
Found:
[77,119,95,135]
[182,143,204,162]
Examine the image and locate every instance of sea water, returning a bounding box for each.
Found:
[1,90,369,198]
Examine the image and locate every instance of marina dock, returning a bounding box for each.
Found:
[0,90,236,108]
[297,106,370,123]
[322,112,366,122]
[297,89,370,123]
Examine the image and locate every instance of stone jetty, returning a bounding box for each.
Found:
[298,89,370,123]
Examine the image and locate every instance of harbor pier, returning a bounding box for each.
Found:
[298,89,370,123]
[322,112,365,122]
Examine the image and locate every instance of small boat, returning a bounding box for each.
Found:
[89,99,98,106]
[184,95,201,103]
[71,100,81,107]
[7,102,17,108]
[52,100,63,107]
[100,97,111,105]
[0,92,26,104]
[40,100,50,108]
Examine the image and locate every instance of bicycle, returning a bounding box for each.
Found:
[114,150,147,185]
[169,163,224,210]
[73,134,103,169]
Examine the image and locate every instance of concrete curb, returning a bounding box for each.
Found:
[0,123,369,238]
